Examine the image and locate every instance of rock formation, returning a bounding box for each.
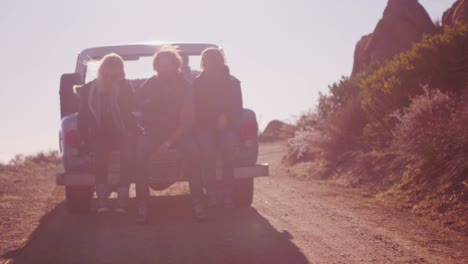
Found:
[260,120,294,141]
[442,0,468,27]
[352,0,437,76]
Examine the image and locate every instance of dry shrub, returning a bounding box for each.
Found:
[392,87,468,182]
[287,96,366,163]
[1,151,61,171]
[25,151,60,164]
[287,126,329,162]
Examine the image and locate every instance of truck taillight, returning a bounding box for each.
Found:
[240,122,258,140]
[65,130,81,148]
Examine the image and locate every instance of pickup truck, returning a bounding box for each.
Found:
[57,42,269,213]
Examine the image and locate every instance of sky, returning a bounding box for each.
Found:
[0,0,457,163]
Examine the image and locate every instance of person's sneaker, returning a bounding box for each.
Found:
[136,205,148,224]
[193,204,207,222]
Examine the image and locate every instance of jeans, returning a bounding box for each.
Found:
[92,132,136,204]
[135,133,202,208]
[196,129,239,204]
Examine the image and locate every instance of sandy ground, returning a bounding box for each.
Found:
[1,142,467,264]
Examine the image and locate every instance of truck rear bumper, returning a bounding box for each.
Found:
[56,163,269,186]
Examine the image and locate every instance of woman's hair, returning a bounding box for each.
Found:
[74,53,124,94]
[152,45,182,71]
[97,53,124,82]
[200,47,226,71]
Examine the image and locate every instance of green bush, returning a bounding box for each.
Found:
[318,76,360,121]
[360,23,468,121]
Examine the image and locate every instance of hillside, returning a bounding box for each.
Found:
[286,0,468,234]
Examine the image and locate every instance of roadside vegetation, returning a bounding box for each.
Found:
[286,23,468,234]
[0,151,62,259]
[1,151,61,170]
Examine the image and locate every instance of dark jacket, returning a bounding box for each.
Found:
[135,74,193,140]
[75,80,141,146]
[193,66,243,130]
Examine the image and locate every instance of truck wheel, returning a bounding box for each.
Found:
[233,178,254,207]
[65,186,93,214]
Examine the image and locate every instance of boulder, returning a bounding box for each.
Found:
[259,120,294,142]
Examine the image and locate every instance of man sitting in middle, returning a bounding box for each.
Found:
[134,46,207,224]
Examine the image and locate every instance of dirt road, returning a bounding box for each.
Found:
[2,142,467,264]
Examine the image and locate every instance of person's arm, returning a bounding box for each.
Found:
[120,80,144,135]
[192,79,202,130]
[159,86,194,153]
[170,89,194,145]
[120,80,136,112]
[223,78,243,128]
[134,76,155,107]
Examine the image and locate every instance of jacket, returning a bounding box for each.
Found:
[75,80,142,146]
[193,66,243,130]
[135,74,193,140]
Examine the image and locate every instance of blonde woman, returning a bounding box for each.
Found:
[193,48,243,209]
[75,53,142,213]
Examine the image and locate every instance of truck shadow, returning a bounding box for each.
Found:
[8,195,310,264]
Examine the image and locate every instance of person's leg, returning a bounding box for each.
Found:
[135,134,154,220]
[196,130,218,207]
[219,129,239,209]
[176,135,206,220]
[93,138,111,212]
[116,134,137,212]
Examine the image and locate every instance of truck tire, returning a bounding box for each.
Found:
[65,186,93,214]
[233,178,254,207]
